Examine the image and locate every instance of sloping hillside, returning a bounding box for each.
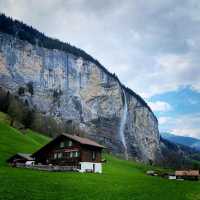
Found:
[0,112,50,165]
[0,113,200,200]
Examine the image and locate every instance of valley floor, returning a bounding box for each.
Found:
[0,112,200,200]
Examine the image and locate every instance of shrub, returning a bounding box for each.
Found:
[7,96,23,126]
[27,82,34,95]
[18,87,25,95]
[0,89,10,112]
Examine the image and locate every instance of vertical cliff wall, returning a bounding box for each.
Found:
[0,32,161,163]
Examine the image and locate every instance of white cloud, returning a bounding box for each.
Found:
[127,53,200,98]
[158,116,171,125]
[171,128,200,138]
[1,0,200,98]
[148,101,172,112]
[159,114,200,139]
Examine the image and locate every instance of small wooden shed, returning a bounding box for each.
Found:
[7,153,33,165]
[175,170,199,180]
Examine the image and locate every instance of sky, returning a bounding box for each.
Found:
[0,0,200,138]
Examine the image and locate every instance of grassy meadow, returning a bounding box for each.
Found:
[0,112,200,200]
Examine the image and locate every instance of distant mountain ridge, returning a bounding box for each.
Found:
[161,132,200,151]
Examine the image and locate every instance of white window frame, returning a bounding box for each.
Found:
[68,140,72,147]
[58,152,62,159]
[92,151,96,160]
[74,151,80,158]
[60,142,64,148]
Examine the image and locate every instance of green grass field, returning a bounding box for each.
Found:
[0,112,200,200]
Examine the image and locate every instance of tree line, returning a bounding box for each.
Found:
[0,13,113,77]
[160,137,200,170]
[0,87,86,138]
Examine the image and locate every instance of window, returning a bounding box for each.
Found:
[68,140,72,147]
[65,140,73,147]
[65,152,70,158]
[76,151,80,157]
[92,151,96,160]
[68,151,80,158]
[58,152,62,159]
[73,151,80,158]
[54,153,57,159]
[60,142,64,148]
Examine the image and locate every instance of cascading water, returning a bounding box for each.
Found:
[119,89,128,160]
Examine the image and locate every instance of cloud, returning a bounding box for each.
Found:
[1,0,200,98]
[148,101,172,112]
[128,52,200,98]
[159,114,200,139]
[158,116,171,125]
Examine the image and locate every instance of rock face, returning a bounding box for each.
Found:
[0,32,161,163]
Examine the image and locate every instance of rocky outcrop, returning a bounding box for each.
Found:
[0,32,161,163]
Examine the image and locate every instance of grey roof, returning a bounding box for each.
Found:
[17,153,33,160]
[62,133,105,148]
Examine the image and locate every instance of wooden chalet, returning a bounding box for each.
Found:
[31,133,105,173]
[175,170,199,180]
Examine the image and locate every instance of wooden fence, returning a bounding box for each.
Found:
[16,163,79,172]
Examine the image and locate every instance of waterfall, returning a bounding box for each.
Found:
[119,89,128,160]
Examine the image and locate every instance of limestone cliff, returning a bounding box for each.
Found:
[0,31,161,163]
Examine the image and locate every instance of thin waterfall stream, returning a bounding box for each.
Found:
[119,89,128,160]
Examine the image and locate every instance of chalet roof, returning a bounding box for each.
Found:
[175,170,199,177]
[32,133,105,157]
[17,153,33,160]
[7,153,33,162]
[62,133,105,149]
